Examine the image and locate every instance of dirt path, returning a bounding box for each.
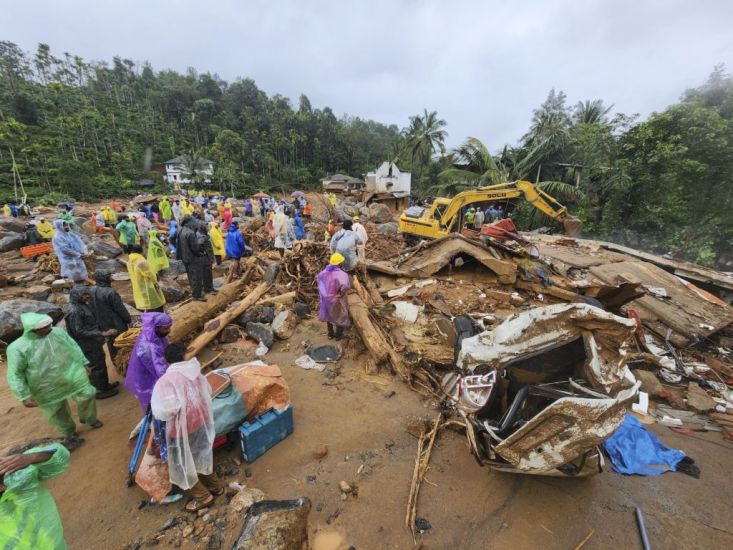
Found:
[2,318,733,549]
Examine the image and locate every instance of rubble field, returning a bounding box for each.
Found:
[1,197,733,549]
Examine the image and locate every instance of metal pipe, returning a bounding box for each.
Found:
[635,507,651,550]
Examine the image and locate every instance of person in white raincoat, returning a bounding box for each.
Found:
[272,205,295,258]
[150,343,223,512]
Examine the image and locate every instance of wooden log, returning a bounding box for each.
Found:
[363,274,384,305]
[261,291,296,306]
[184,282,271,359]
[347,291,390,367]
[351,275,371,305]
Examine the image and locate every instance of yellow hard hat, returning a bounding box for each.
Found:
[329,252,345,266]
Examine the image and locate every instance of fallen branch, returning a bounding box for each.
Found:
[184,282,271,359]
[406,413,443,539]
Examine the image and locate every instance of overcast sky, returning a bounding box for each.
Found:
[4,0,732,148]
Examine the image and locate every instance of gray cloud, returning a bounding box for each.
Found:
[4,0,732,149]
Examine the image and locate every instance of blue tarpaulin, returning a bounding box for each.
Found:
[603,413,686,475]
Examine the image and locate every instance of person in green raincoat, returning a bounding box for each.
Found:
[6,313,102,436]
[159,197,173,222]
[147,229,169,273]
[115,215,139,254]
[0,443,70,549]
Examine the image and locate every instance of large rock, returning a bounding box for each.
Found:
[228,487,266,514]
[0,233,25,252]
[232,498,311,550]
[88,239,122,258]
[166,259,187,276]
[159,278,187,303]
[343,205,359,218]
[376,222,399,234]
[272,310,298,339]
[0,299,64,342]
[24,285,51,302]
[94,259,124,273]
[359,207,371,220]
[263,264,280,283]
[237,305,275,327]
[0,218,27,233]
[369,202,393,223]
[246,322,275,348]
[293,302,311,320]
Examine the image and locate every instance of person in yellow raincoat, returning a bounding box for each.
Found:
[127,244,166,312]
[209,221,225,265]
[159,197,173,222]
[2,203,11,217]
[102,206,117,226]
[147,229,169,273]
[36,217,55,240]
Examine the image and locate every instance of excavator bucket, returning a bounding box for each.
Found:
[562,216,583,237]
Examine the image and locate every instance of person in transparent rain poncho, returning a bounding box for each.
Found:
[317,253,352,340]
[150,343,223,512]
[51,219,88,283]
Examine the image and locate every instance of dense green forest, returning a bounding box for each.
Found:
[0,41,731,267]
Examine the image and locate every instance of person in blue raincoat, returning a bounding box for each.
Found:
[225,222,246,278]
[51,219,88,283]
[293,209,305,240]
[167,220,178,254]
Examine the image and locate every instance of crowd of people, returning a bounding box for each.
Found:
[1,188,375,545]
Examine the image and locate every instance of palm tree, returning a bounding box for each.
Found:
[573,99,613,125]
[437,137,509,188]
[405,109,447,173]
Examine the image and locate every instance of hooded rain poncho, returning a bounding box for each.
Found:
[6,313,92,406]
[147,230,170,273]
[317,265,351,327]
[273,207,295,249]
[0,443,70,550]
[225,225,245,259]
[125,312,172,410]
[294,211,305,239]
[36,219,55,240]
[115,219,139,245]
[151,358,214,490]
[209,222,225,258]
[51,219,88,282]
[159,198,172,221]
[128,253,166,311]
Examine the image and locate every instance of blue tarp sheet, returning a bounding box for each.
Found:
[603,413,686,476]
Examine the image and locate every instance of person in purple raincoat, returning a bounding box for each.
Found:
[317,253,351,340]
[124,312,173,411]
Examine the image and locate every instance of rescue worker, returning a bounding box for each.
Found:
[151,343,224,513]
[0,443,71,549]
[147,229,170,273]
[225,222,246,278]
[136,210,153,249]
[272,206,295,258]
[209,221,225,265]
[465,207,476,227]
[6,313,102,436]
[317,253,351,339]
[51,219,88,283]
[352,216,368,264]
[172,200,182,223]
[196,220,217,294]
[329,219,363,272]
[159,196,173,222]
[66,287,119,398]
[178,216,206,302]
[88,269,131,360]
[36,217,55,240]
[293,209,306,240]
[125,312,173,411]
[115,215,139,254]
[127,244,166,312]
[473,207,485,229]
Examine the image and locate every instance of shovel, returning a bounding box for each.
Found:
[127,408,152,487]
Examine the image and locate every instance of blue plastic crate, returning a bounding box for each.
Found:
[238,405,294,463]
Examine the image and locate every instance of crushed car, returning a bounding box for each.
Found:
[442,303,641,477]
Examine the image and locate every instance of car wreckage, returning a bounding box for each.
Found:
[442,303,641,477]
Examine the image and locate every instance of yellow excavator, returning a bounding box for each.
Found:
[399,180,583,239]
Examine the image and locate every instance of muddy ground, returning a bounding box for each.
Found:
[2,317,733,549]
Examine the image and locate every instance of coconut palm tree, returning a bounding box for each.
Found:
[405,109,447,173]
[573,99,613,125]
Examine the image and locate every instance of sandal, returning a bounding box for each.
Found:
[212,487,225,497]
[185,496,213,512]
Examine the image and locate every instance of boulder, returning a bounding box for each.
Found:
[358,207,371,220]
[213,277,226,290]
[376,222,399,234]
[71,217,88,232]
[94,259,124,273]
[343,205,359,218]
[246,322,275,348]
[263,264,280,283]
[159,278,187,303]
[272,310,298,339]
[0,233,25,252]
[369,202,393,223]
[0,299,64,342]
[166,260,187,275]
[232,498,311,550]
[293,301,311,319]
[219,325,241,344]
[0,218,27,233]
[88,239,122,258]
[334,207,348,222]
[237,305,275,326]
[228,487,266,514]
[25,285,51,302]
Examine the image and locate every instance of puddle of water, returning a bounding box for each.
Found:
[312,529,345,550]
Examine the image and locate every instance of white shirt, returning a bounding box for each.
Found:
[353,222,368,245]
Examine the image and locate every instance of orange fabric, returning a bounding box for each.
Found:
[230,364,291,419]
